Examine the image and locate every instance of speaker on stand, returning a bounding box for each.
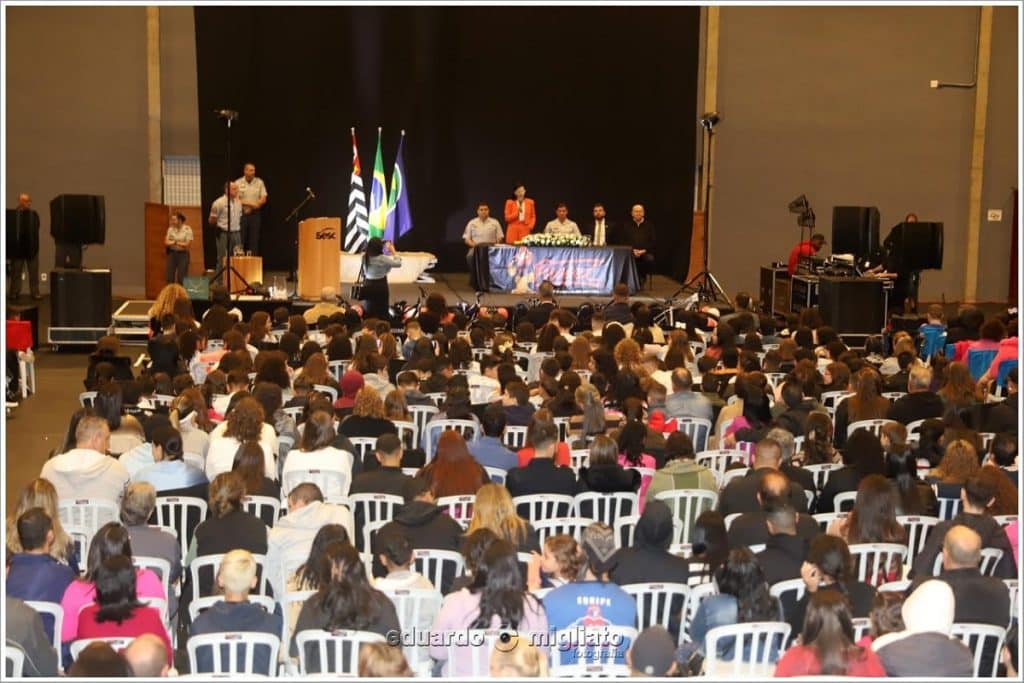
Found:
[50,194,106,268]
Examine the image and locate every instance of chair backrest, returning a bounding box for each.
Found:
[188,594,277,623]
[553,416,571,442]
[282,406,305,423]
[327,360,348,382]
[70,637,134,662]
[502,425,529,449]
[132,555,172,607]
[24,600,63,669]
[882,391,906,401]
[676,417,713,452]
[553,625,638,666]
[154,496,208,561]
[695,449,749,484]
[484,466,507,485]
[936,495,962,521]
[57,497,119,539]
[951,623,1007,677]
[533,517,592,544]
[186,631,280,675]
[312,384,338,402]
[896,515,940,563]
[654,489,718,544]
[1006,579,1019,623]
[846,418,898,439]
[820,390,853,418]
[833,490,858,512]
[682,579,719,639]
[572,491,638,527]
[851,617,871,643]
[966,349,999,382]
[436,494,475,529]
[4,647,24,678]
[190,553,271,599]
[905,418,928,440]
[79,390,98,407]
[800,463,842,491]
[768,578,807,606]
[979,431,996,452]
[425,392,447,406]
[243,495,281,527]
[349,493,404,551]
[994,515,1019,528]
[878,580,911,593]
[621,583,691,646]
[848,543,908,586]
[392,420,419,450]
[382,587,443,670]
[347,437,378,467]
[281,467,349,501]
[979,547,1005,576]
[513,494,575,523]
[294,629,385,675]
[812,512,847,532]
[412,548,464,592]
[721,467,750,489]
[424,419,478,461]
[569,449,590,472]
[704,621,791,676]
[64,524,92,572]
[613,515,640,549]
[407,404,439,441]
[439,628,515,676]
[723,513,742,531]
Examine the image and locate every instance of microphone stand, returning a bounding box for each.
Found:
[209,111,252,295]
[284,189,315,295]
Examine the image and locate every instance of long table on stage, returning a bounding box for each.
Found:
[470,244,640,295]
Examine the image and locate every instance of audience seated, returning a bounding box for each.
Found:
[817,429,886,513]
[506,420,576,498]
[5,595,60,677]
[718,439,809,516]
[787,535,876,638]
[40,415,130,502]
[774,590,886,676]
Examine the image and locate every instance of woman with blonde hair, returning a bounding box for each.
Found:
[490,636,549,678]
[467,483,540,554]
[359,641,413,677]
[170,388,213,461]
[7,478,79,573]
[147,283,189,328]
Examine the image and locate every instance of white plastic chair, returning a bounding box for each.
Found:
[5,647,24,677]
[723,513,742,531]
[951,623,1007,677]
[614,514,639,548]
[154,495,208,562]
[905,418,928,441]
[703,621,791,677]
[424,419,478,461]
[392,420,419,449]
[132,556,172,609]
[407,404,439,442]
[64,524,92,573]
[349,493,404,551]
[312,384,338,402]
[569,449,590,472]
[243,495,282,527]
[979,547,1005,576]
[769,578,806,605]
[1006,579,1019,623]
[721,467,749,489]
[24,600,63,669]
[622,582,691,646]
[69,637,134,661]
[936,495,963,520]
[553,416,572,442]
[281,589,317,658]
[382,587,442,671]
[533,517,592,544]
[327,360,348,383]
[57,497,118,538]
[572,491,638,527]
[801,463,842,491]
[281,467,350,501]
[294,629,385,675]
[186,632,280,676]
[896,515,939,563]
[848,543,908,586]
[846,418,899,439]
[190,553,271,599]
[682,578,719,641]
[851,617,871,642]
[654,489,718,544]
[502,425,529,449]
[348,437,378,467]
[425,392,447,406]
[484,466,507,485]
[676,417,713,453]
[820,390,853,419]
[878,580,911,593]
[833,490,858,512]
[552,625,638,667]
[412,548,464,592]
[696,449,749,487]
[79,391,98,407]
[513,494,575,523]
[994,514,1018,527]
[882,391,906,401]
[282,406,305,423]
[436,494,475,529]
[812,512,847,531]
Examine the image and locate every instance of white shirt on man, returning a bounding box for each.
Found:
[544,219,581,236]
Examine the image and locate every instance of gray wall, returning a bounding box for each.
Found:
[711,6,1018,304]
[6,6,200,298]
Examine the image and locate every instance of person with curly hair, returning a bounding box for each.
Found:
[337,386,398,442]
[205,396,277,480]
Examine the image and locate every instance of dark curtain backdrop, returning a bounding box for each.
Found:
[195,6,699,279]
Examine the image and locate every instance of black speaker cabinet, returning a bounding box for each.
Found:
[887,221,944,271]
[819,277,886,334]
[831,206,880,259]
[49,194,106,245]
[50,269,112,328]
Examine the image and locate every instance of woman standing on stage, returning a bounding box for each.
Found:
[361,237,402,320]
[504,183,536,244]
[165,211,193,284]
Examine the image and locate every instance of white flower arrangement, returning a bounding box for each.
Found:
[517,233,591,247]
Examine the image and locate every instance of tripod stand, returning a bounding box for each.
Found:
[673,115,731,306]
[209,110,251,295]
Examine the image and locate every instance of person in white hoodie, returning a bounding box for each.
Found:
[871,579,974,677]
[264,482,354,601]
[40,415,129,502]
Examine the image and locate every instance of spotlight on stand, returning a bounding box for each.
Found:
[788,194,816,228]
[700,112,721,130]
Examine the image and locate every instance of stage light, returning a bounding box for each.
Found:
[700,112,720,130]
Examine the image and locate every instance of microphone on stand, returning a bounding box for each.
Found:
[306,187,316,199]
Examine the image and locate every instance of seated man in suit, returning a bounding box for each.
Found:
[584,202,616,247]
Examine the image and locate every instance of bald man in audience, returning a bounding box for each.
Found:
[886,364,944,425]
[727,470,820,550]
[302,287,346,324]
[716,439,809,516]
[124,634,170,677]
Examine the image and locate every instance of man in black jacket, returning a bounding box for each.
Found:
[523,280,558,329]
[602,283,634,325]
[506,421,577,500]
[718,439,809,517]
[755,503,810,586]
[349,435,413,550]
[909,475,1016,579]
[886,365,945,425]
[982,367,1017,435]
[370,477,463,591]
[728,471,820,549]
[582,202,616,247]
[616,204,656,283]
[7,193,41,300]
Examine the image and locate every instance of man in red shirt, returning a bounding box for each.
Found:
[787,233,827,274]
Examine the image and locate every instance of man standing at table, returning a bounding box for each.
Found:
[463,202,504,272]
[544,203,581,236]
[209,181,243,266]
[620,204,655,282]
[584,202,615,247]
[236,162,268,255]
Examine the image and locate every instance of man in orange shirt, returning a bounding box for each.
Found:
[787,233,826,274]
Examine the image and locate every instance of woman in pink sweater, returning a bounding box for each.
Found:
[60,523,166,644]
[430,539,548,676]
[616,421,656,511]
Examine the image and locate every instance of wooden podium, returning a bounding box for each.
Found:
[143,203,206,298]
[297,217,341,299]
